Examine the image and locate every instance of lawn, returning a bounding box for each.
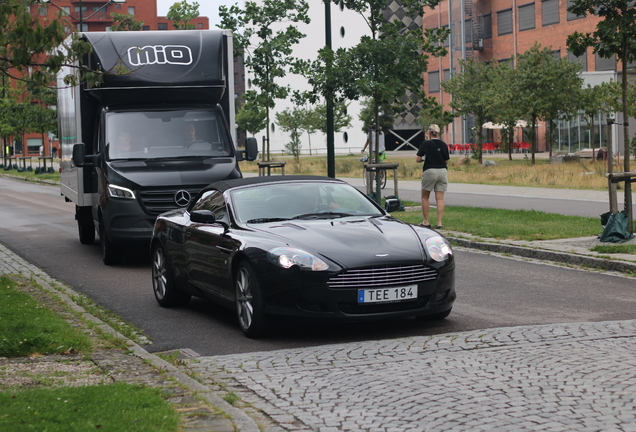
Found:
[0,277,180,432]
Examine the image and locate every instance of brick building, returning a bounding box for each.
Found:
[421,0,635,155]
[12,0,209,159]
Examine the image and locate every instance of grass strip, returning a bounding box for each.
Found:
[0,277,92,357]
[0,383,179,432]
[590,244,636,254]
[392,206,604,241]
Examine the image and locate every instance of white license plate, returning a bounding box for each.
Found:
[358,285,418,304]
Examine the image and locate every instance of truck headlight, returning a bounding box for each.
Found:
[425,236,453,262]
[107,184,136,199]
[268,247,329,271]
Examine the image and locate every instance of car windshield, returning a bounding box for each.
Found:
[106,109,231,160]
[230,182,384,223]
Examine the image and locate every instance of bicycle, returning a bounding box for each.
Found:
[359,152,387,189]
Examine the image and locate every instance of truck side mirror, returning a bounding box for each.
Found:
[72,143,86,167]
[244,137,258,161]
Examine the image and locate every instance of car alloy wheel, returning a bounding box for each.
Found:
[235,261,267,338]
[152,245,190,307]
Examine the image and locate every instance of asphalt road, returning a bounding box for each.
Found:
[1,176,634,356]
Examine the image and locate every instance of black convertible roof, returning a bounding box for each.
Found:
[208,175,346,193]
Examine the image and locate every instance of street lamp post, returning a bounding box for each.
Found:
[41,0,126,32]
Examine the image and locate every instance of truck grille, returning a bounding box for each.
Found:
[328,265,437,289]
[139,186,206,215]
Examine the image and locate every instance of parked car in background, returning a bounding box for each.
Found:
[150,176,455,337]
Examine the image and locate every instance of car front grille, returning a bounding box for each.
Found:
[138,186,206,215]
[327,265,438,289]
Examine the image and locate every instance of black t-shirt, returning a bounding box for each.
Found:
[417,139,450,171]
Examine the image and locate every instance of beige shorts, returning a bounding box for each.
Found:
[421,168,448,192]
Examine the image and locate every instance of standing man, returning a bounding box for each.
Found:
[416,124,450,229]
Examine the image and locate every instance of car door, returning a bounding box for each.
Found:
[184,190,238,300]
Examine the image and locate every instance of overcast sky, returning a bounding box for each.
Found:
[155,0,236,27]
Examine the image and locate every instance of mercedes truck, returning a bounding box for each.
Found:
[57,30,257,265]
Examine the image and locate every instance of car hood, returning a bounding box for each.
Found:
[251,216,427,268]
[107,158,237,188]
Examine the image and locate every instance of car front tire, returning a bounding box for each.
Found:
[235,261,267,338]
[152,244,191,307]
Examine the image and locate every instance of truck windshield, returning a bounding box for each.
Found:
[106,109,231,160]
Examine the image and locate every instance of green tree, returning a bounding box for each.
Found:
[416,98,455,138]
[306,0,446,199]
[167,1,200,30]
[275,107,308,161]
[235,97,267,137]
[308,101,352,135]
[513,44,581,165]
[567,0,636,230]
[489,61,523,160]
[110,13,144,31]
[0,0,100,88]
[442,58,496,164]
[219,0,310,161]
[358,98,393,134]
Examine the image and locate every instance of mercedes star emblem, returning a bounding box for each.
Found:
[174,190,191,207]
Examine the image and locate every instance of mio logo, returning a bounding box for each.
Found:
[127,45,193,67]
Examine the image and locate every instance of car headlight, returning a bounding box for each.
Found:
[107,184,136,199]
[268,247,329,271]
[425,236,453,262]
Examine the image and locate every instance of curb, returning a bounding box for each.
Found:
[447,235,636,275]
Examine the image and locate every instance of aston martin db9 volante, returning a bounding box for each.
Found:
[151,176,455,337]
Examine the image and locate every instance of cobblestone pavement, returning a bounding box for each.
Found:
[188,320,636,432]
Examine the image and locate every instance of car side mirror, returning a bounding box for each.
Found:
[190,210,229,231]
[190,210,217,224]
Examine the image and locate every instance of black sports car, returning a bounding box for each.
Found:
[150,175,455,337]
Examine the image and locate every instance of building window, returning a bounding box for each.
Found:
[518,3,535,31]
[158,22,168,30]
[78,23,89,32]
[198,23,203,28]
[442,25,450,47]
[567,0,585,20]
[464,19,472,43]
[542,0,559,25]
[143,26,150,31]
[340,26,345,37]
[552,49,561,59]
[128,6,135,16]
[595,53,615,71]
[61,6,70,15]
[482,14,492,39]
[497,9,512,35]
[428,71,440,93]
[28,138,43,155]
[568,50,587,71]
[443,68,453,82]
[271,123,275,132]
[343,132,349,143]
[39,6,47,16]
[75,6,89,13]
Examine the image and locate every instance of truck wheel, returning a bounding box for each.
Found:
[151,244,190,307]
[76,207,95,245]
[100,222,119,266]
